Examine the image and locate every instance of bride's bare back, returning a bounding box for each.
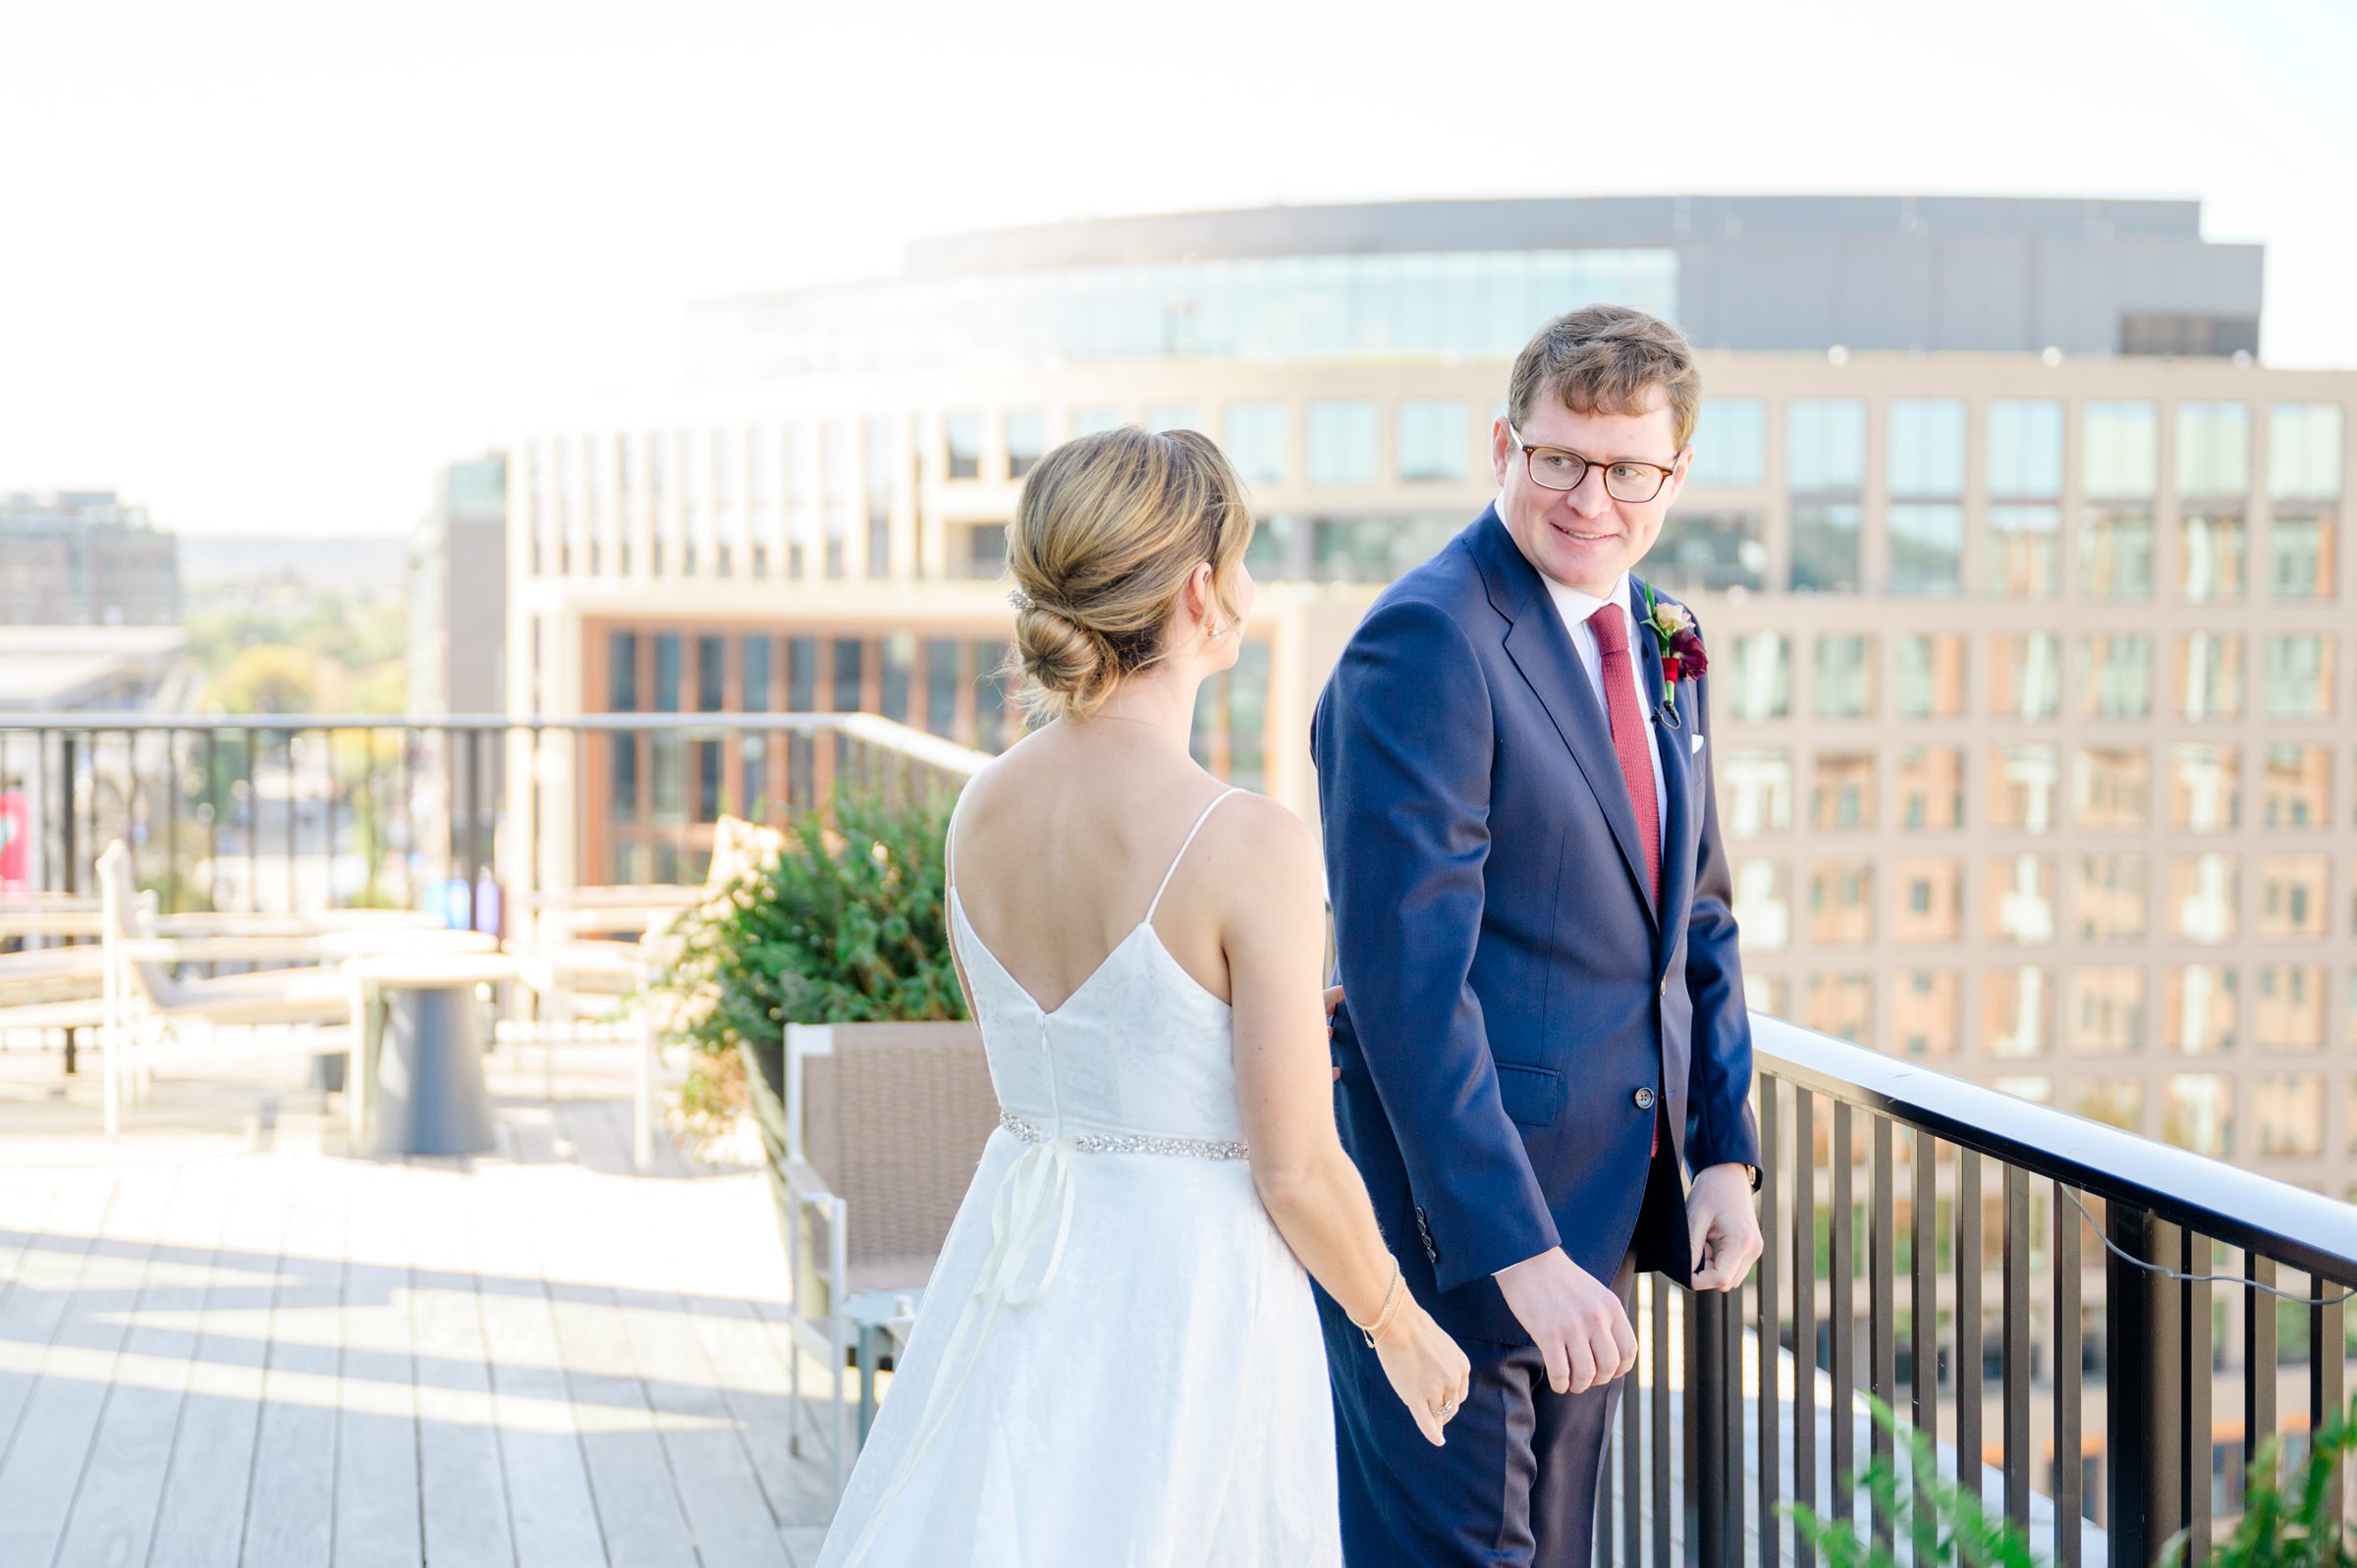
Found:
[947,720,1241,1013]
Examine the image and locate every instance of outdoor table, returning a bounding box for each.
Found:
[308,929,498,1093]
[847,1287,924,1443]
[345,951,517,1157]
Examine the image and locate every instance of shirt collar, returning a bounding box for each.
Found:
[1543,569,1633,633]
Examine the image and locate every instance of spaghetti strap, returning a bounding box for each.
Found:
[1144,787,1243,924]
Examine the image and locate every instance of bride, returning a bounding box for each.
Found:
[817,426,1469,1565]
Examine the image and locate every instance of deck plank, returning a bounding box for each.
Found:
[238,1154,350,1568]
[0,1162,173,1566]
[146,1162,296,1568]
[53,1160,222,1568]
[332,1154,424,1568]
[411,1160,520,1568]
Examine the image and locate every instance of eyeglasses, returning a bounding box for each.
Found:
[1509,428,1680,503]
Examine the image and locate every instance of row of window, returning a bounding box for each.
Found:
[1722,744,2356,836]
[1651,501,2342,598]
[1733,854,2353,951]
[1714,630,2345,722]
[1728,398,2343,500]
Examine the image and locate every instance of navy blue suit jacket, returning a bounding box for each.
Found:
[1313,507,1761,1346]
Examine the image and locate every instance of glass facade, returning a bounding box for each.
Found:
[1987,400,2064,497]
[2272,404,2345,499]
[2176,403,2250,496]
[1650,511,1765,594]
[1307,401,1379,487]
[1397,400,1470,482]
[1986,505,2060,595]
[1687,399,1764,486]
[720,247,1679,376]
[2083,402,2159,497]
[1223,403,1288,484]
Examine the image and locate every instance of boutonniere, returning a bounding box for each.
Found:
[1639,583,1708,727]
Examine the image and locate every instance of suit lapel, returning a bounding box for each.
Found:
[1473,514,1658,928]
[1632,577,1695,965]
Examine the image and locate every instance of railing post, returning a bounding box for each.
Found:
[1693,1285,1734,1568]
[2108,1201,2186,1567]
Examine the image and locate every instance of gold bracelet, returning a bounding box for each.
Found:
[1350,1256,1403,1348]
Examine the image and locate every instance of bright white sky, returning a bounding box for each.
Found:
[2,0,2351,538]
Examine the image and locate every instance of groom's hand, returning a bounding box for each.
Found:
[1494,1248,1636,1395]
[1686,1163,1764,1292]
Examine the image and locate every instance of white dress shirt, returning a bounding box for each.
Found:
[1541,570,1668,831]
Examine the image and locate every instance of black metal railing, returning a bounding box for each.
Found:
[1620,1016,2357,1568]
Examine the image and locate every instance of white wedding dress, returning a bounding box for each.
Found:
[816,787,1342,1567]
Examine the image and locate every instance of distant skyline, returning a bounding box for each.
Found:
[1,0,2350,539]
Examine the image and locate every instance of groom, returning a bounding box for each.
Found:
[1312,304,1764,1565]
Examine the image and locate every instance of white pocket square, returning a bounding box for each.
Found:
[1688,733,1707,756]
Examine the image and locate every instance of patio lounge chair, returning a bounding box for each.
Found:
[756,1018,996,1495]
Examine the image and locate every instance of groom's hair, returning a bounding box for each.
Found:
[1507,304,1702,449]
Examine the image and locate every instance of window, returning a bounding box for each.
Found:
[1307,402,1379,486]
[2165,965,2237,1054]
[2168,742,2241,832]
[2255,969,2328,1054]
[2262,745,2331,828]
[1723,633,1790,720]
[1893,858,1962,944]
[972,639,1008,749]
[1687,399,1764,486]
[1731,860,1789,949]
[1888,400,1966,496]
[831,638,865,714]
[2074,854,2149,942]
[881,632,913,724]
[1891,969,1960,1056]
[1222,403,1288,484]
[1990,633,2060,720]
[2269,514,2336,600]
[741,636,772,712]
[2175,633,2245,721]
[2179,513,2246,601]
[944,411,983,480]
[609,632,638,712]
[2167,854,2239,943]
[2176,403,2251,496]
[1987,505,2060,596]
[1787,400,1865,493]
[1006,411,1049,479]
[1146,404,1202,434]
[1812,635,1877,719]
[2073,1079,2143,1132]
[1310,516,1456,582]
[924,639,960,738]
[2258,856,2330,941]
[1805,862,1875,946]
[2080,512,2154,597]
[1982,966,2051,1058]
[2073,748,2149,831]
[2067,966,2144,1056]
[2083,402,2159,498]
[2271,404,2344,499]
[2074,634,2153,719]
[1896,635,1967,719]
[1889,505,1963,593]
[1790,505,1862,592]
[1070,406,1124,437]
[653,633,683,713]
[1648,512,1765,593]
[1988,855,2056,943]
[1810,752,1876,831]
[1986,744,2058,833]
[2164,1076,2234,1157]
[2253,1073,2324,1157]
[1722,750,1792,838]
[1894,745,1963,830]
[1987,400,2064,498]
[2265,635,2335,719]
[696,635,725,714]
[1397,400,1469,482]
[1801,974,1873,1045]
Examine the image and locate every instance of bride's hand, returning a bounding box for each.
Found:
[1371,1302,1472,1446]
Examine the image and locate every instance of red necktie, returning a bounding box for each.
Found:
[1590,603,1667,1159]
[1587,605,1661,903]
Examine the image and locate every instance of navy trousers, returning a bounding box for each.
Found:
[1317,1257,1637,1567]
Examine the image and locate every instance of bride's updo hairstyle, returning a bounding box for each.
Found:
[1004,426,1254,724]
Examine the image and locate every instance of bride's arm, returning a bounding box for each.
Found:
[1217,797,1470,1446]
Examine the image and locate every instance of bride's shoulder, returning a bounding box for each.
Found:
[1192,788,1321,896]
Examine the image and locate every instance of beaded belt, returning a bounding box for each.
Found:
[999,1109,1248,1162]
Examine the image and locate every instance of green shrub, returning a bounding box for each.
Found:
[648,790,968,1061]
[1786,1393,2357,1568]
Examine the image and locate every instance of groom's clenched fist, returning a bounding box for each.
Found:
[1493,1249,1638,1395]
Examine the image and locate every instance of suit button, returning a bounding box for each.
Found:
[1633,1087,1658,1110]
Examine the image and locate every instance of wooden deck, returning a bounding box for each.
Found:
[0,1032,843,1567]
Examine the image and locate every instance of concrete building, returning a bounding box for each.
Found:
[507,195,2355,1190]
[407,456,510,893]
[0,491,180,626]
